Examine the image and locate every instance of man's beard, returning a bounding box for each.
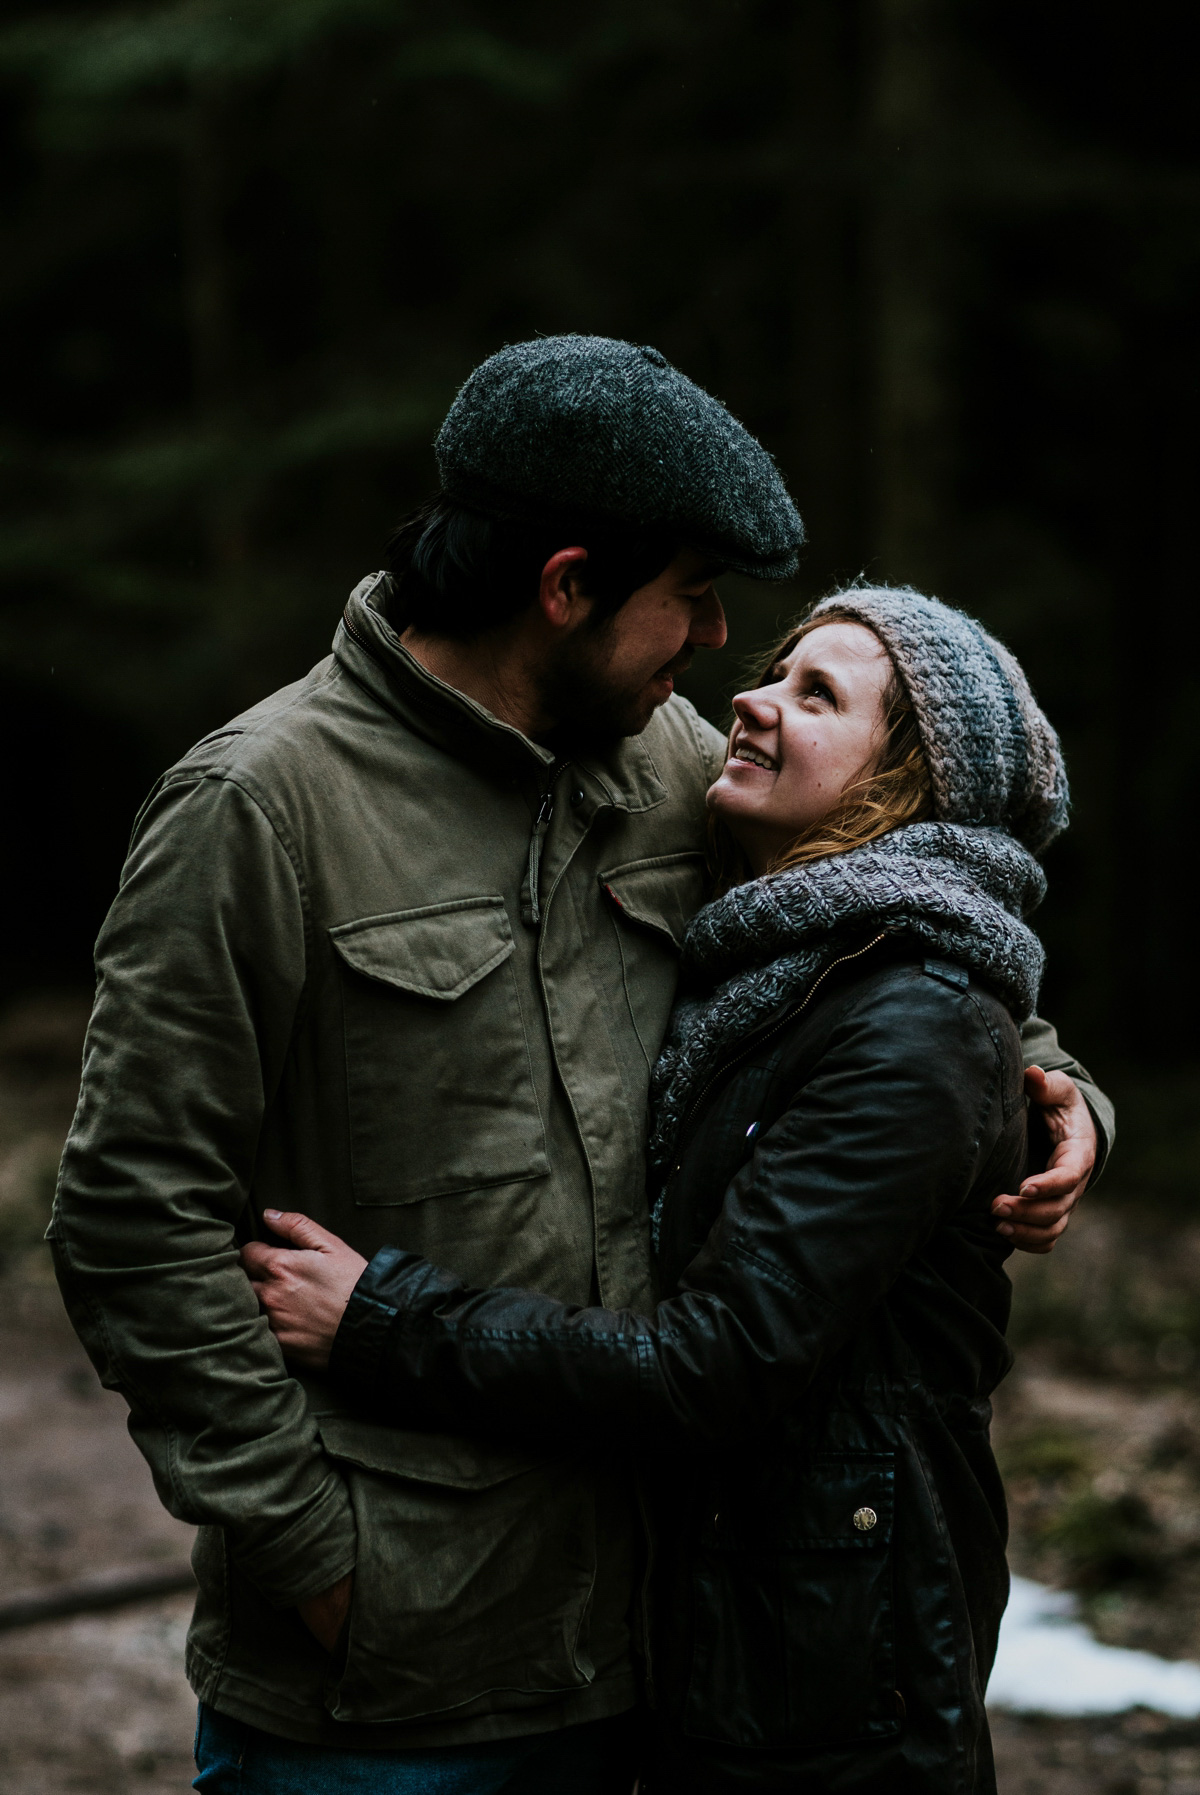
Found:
[536,620,690,754]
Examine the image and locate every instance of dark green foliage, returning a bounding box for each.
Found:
[1,0,1198,1149]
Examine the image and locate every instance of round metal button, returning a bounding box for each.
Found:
[570,787,585,807]
[853,1506,878,1532]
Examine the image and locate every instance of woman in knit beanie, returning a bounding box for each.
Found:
[265,587,1067,1793]
[648,582,1067,1182]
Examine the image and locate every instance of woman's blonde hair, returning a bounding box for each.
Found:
[710,605,934,891]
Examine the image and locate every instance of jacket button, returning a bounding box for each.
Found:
[570,786,585,807]
[853,1506,878,1532]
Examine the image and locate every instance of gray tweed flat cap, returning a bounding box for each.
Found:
[435,335,804,579]
[812,584,1069,855]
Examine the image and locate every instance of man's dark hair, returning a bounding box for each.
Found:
[381,497,681,639]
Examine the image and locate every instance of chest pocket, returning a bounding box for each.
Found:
[600,851,708,1068]
[330,897,549,1207]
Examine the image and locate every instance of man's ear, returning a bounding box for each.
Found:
[538,548,590,630]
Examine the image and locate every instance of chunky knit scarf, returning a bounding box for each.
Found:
[648,821,1046,1215]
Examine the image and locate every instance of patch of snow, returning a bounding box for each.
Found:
[988,1575,1200,1716]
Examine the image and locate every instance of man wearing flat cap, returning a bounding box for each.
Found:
[52,336,1110,1791]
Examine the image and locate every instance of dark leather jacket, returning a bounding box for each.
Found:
[333,935,1027,1792]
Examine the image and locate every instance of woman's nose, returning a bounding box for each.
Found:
[732,689,777,729]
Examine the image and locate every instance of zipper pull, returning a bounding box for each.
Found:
[522,783,556,928]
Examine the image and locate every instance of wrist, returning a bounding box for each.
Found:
[328,1249,404,1387]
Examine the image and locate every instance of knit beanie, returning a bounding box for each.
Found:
[435,335,804,580]
[810,585,1069,856]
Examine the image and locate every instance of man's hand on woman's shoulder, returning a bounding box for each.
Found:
[991,1066,1097,1255]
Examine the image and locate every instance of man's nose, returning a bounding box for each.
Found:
[688,589,727,650]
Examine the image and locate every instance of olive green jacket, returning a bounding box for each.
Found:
[51,573,1113,1748]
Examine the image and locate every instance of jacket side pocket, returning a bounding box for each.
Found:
[318,1419,598,1724]
[684,1453,899,1751]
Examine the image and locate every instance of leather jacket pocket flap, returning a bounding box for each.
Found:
[599,852,707,949]
[686,1453,898,1751]
[707,1453,895,1552]
[317,1414,553,1490]
[330,897,513,1001]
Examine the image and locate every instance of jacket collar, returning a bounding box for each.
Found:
[334,573,667,812]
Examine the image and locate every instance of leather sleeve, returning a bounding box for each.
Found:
[332,971,1016,1449]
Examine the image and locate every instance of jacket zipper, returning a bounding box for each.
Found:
[521,776,559,928]
[664,929,892,1186]
[342,599,568,932]
[340,601,375,659]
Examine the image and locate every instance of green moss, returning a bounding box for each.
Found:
[1040,1491,1163,1591]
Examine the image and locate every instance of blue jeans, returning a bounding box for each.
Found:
[193,1703,639,1794]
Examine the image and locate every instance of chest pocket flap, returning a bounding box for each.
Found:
[600,851,707,949]
[330,897,513,1000]
[328,897,547,1207]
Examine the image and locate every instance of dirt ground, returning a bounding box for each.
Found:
[3,1280,1199,1793]
[0,1291,196,1795]
[4,989,1200,1793]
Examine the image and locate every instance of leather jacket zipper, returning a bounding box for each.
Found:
[666,930,892,1181]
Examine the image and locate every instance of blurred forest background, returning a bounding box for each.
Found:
[2,8,1200,1789]
[1,0,1198,1199]
[1,0,1198,1140]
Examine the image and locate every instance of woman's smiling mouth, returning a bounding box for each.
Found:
[732,743,778,772]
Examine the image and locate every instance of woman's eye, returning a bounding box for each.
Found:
[809,680,834,703]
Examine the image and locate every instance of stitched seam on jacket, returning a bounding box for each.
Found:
[139,769,314,1036]
[728,1232,838,1307]
[205,767,316,1020]
[964,986,1019,1123]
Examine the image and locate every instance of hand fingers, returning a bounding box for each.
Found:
[1023,1065,1047,1099]
[249,1277,291,1321]
[998,1218,1068,1254]
[241,1242,288,1277]
[992,1173,1080,1215]
[995,1194,1081,1233]
[1024,1151,1093,1197]
[1025,1066,1077,1112]
[999,1144,1092,1205]
[262,1209,343,1252]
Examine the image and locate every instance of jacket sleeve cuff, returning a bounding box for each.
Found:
[1081,1087,1115,1187]
[329,1247,413,1389]
[231,1471,358,1609]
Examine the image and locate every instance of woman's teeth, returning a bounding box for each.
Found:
[733,745,778,771]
